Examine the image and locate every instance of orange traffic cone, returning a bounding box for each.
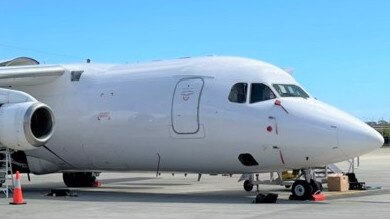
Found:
[311,191,326,202]
[10,171,26,205]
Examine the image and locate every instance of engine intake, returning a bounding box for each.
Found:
[0,102,55,150]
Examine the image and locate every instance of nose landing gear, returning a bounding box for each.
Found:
[240,169,323,201]
[291,180,312,200]
[290,169,323,200]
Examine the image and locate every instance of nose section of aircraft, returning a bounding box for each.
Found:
[284,99,384,161]
[339,118,384,157]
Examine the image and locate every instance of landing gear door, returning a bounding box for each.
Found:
[172,78,204,134]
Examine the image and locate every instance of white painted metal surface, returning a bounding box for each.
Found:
[172,78,204,134]
[0,56,383,175]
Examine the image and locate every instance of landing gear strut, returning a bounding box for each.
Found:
[63,172,99,187]
[290,169,322,200]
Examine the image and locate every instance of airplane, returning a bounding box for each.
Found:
[0,56,384,200]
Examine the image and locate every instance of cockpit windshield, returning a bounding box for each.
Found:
[273,84,310,98]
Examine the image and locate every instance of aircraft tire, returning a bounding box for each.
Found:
[243,180,254,192]
[291,180,312,200]
[63,172,96,187]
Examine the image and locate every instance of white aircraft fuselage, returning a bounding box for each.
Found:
[5,56,384,175]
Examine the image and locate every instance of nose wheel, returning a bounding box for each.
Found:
[290,169,323,200]
[291,180,312,200]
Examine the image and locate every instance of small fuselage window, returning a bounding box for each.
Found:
[273,84,309,98]
[250,83,276,103]
[228,83,248,103]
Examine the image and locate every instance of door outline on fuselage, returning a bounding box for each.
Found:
[171,77,204,134]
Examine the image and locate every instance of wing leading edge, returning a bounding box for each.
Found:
[0,65,66,87]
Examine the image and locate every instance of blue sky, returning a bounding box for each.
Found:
[0,1,389,121]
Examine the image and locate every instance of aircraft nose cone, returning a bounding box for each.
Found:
[339,120,384,157]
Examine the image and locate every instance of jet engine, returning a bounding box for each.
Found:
[0,102,55,151]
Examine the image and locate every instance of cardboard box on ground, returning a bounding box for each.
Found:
[327,174,349,192]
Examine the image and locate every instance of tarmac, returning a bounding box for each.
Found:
[1,148,390,219]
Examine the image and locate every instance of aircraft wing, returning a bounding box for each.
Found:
[0,57,66,86]
[0,65,66,86]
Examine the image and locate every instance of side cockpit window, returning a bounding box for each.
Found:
[228,83,248,103]
[250,83,276,103]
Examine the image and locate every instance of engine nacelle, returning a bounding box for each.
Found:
[0,102,55,150]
